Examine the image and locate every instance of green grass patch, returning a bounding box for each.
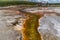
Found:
[0,1,36,6]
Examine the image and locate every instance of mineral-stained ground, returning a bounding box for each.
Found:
[0,10,24,40]
[0,7,60,40]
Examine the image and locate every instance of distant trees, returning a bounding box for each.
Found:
[0,1,36,6]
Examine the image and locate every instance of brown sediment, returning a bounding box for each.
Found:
[22,12,43,40]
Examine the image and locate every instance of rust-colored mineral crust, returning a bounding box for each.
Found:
[22,12,43,40]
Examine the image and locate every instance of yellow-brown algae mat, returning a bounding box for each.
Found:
[22,12,43,40]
